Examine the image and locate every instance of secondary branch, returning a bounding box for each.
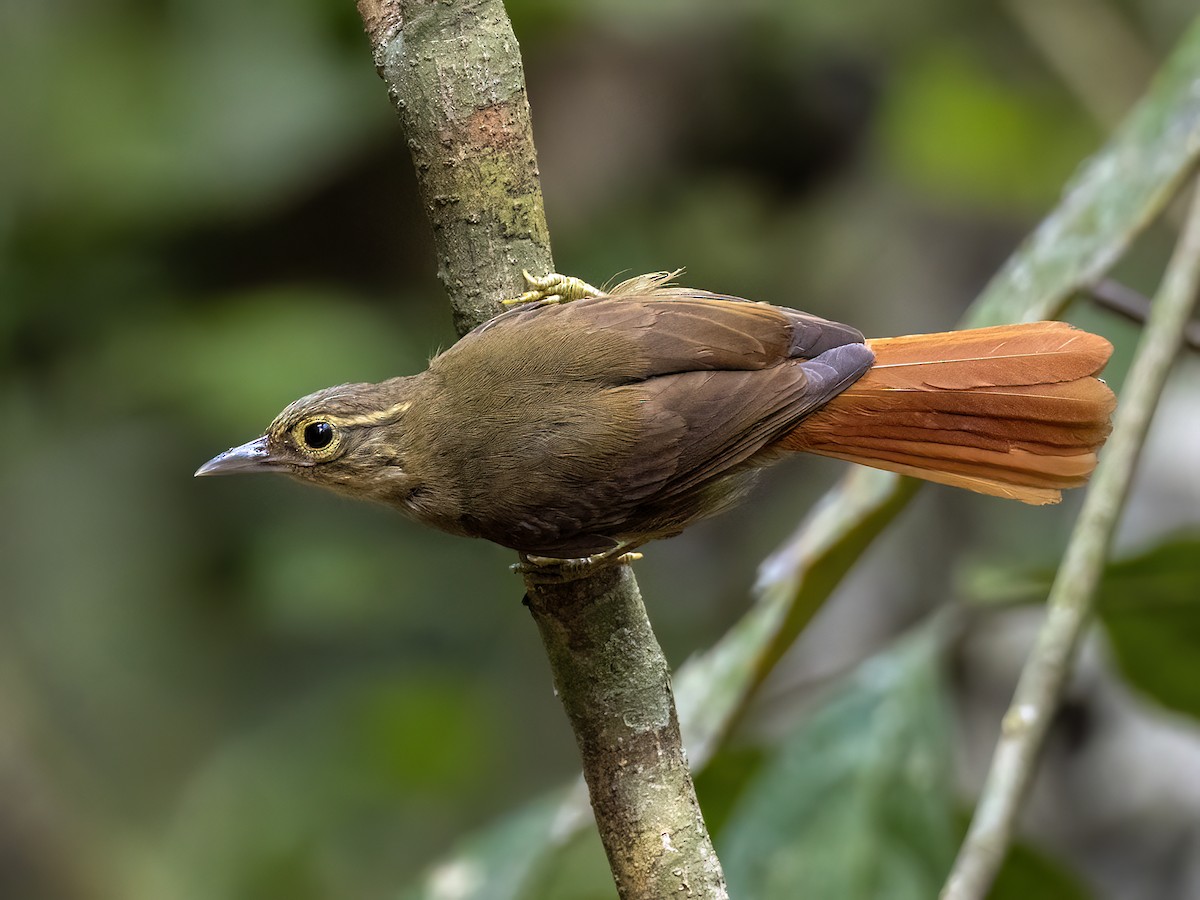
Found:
[942,180,1200,899]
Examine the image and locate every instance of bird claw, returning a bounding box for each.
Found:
[501,271,605,307]
[511,548,644,582]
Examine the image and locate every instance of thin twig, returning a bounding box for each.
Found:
[1084,278,1200,351]
[941,179,1200,899]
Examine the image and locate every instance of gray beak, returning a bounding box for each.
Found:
[194,436,279,477]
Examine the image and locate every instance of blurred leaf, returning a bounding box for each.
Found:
[883,46,1094,210]
[1092,534,1200,719]
[690,745,768,841]
[944,813,1089,900]
[90,287,421,432]
[990,838,1090,900]
[1,0,384,229]
[398,792,567,900]
[967,530,1200,608]
[523,825,616,900]
[964,532,1200,719]
[1106,606,1200,720]
[971,16,1200,327]
[720,626,955,900]
[1096,532,1200,610]
[398,788,619,900]
[673,468,918,764]
[153,670,499,900]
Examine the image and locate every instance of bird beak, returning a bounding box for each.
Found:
[194,436,280,477]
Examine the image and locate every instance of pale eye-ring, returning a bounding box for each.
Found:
[302,421,334,450]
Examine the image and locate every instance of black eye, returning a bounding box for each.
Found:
[302,421,334,450]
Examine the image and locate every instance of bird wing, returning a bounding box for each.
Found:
[611,343,875,510]
[469,291,867,377]
[446,295,874,556]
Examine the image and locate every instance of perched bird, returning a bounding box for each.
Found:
[197,274,1115,561]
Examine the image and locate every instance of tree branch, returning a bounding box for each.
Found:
[1084,278,1200,351]
[941,179,1200,899]
[356,3,727,897]
[358,0,552,333]
[526,566,729,899]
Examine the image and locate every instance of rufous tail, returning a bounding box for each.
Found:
[782,322,1116,504]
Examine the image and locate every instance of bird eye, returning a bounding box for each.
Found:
[302,421,334,450]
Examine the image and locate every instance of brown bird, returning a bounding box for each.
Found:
[196,275,1116,561]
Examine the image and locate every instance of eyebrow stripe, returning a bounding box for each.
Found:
[320,400,412,428]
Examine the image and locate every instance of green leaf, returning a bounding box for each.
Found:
[1098,534,1200,719]
[522,826,617,900]
[990,839,1090,900]
[964,532,1200,720]
[946,813,1089,899]
[720,627,956,900]
[672,468,918,764]
[1106,608,1200,719]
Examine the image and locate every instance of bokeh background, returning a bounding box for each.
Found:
[3,1,1199,898]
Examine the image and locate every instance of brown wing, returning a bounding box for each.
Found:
[440,295,874,556]
[465,291,866,378]
[603,343,874,528]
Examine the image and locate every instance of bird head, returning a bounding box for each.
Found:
[195,377,421,504]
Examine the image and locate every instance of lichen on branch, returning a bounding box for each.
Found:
[361,0,552,335]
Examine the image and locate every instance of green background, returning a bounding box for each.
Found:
[3,1,1197,898]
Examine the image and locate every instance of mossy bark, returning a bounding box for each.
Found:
[526,566,728,899]
[358,0,553,334]
[356,3,727,897]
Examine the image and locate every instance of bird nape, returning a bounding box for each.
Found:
[197,274,1116,561]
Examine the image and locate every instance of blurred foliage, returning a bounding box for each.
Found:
[1102,536,1200,719]
[720,627,956,899]
[3,0,1199,898]
[989,838,1091,900]
[968,531,1200,720]
[881,46,1097,210]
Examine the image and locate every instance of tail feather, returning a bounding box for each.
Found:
[783,322,1115,505]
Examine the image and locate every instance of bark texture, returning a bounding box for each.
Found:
[360,0,553,334]
[356,2,727,897]
[526,565,728,900]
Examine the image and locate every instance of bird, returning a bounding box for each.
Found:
[196,273,1116,563]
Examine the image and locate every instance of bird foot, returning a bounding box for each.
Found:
[502,270,605,307]
[511,548,644,582]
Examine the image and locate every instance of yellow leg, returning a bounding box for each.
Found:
[511,547,644,582]
[502,270,606,307]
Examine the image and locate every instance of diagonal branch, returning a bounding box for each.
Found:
[355,2,727,897]
[1084,279,1200,352]
[941,179,1200,900]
